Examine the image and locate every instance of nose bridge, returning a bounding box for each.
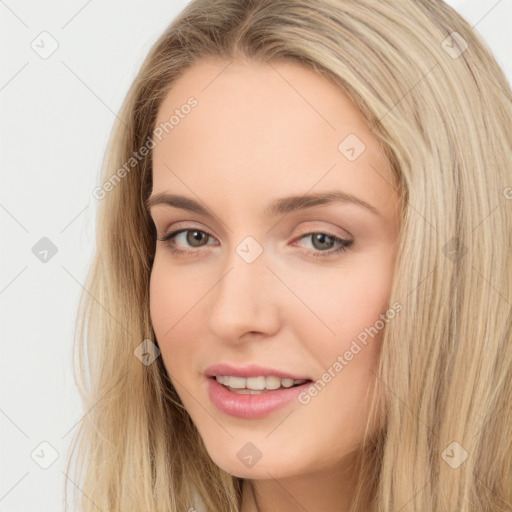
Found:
[206,236,281,340]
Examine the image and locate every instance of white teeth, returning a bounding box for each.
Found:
[215,375,307,391]
[246,376,266,390]
[226,376,246,389]
[265,376,282,390]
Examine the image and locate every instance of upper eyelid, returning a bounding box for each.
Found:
[158,222,217,240]
[156,217,351,237]
[160,226,350,244]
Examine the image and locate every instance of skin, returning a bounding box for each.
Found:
[148,56,401,512]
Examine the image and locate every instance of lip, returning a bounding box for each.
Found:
[204,363,314,419]
[206,377,312,419]
[204,363,312,381]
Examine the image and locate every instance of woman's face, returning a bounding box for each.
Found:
[149,57,401,480]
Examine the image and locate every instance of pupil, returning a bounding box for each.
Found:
[188,230,206,247]
[313,233,333,250]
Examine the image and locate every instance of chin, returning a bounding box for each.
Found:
[204,443,304,480]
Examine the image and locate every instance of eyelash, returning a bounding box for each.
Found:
[156,228,353,259]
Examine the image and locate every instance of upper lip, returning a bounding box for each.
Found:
[205,363,312,381]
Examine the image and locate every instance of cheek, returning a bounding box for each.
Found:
[290,256,394,355]
[149,255,208,336]
[149,260,199,368]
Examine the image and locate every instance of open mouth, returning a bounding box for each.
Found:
[206,373,314,418]
[211,375,313,394]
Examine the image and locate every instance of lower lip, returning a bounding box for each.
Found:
[206,377,311,419]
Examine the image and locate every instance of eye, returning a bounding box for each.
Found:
[156,228,353,259]
[293,232,353,259]
[157,228,216,254]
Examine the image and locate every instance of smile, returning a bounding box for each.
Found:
[215,375,308,393]
[207,376,313,418]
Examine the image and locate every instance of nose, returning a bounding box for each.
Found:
[206,245,282,344]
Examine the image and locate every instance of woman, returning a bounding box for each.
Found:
[66,1,512,511]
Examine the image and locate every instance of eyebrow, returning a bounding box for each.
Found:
[145,191,381,218]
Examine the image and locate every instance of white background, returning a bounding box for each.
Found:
[1,1,511,510]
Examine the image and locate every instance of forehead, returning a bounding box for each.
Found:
[151,57,398,221]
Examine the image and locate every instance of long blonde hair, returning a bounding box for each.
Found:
[65,1,512,510]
